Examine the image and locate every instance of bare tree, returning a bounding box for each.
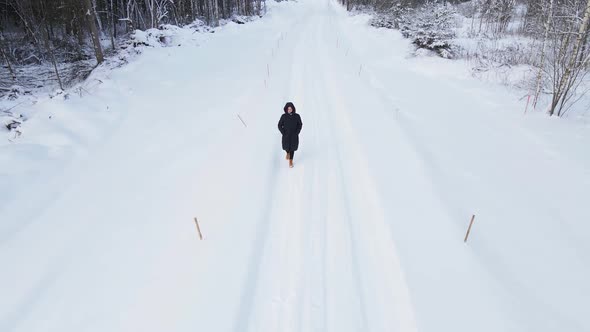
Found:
[213,0,220,26]
[533,0,554,108]
[109,0,116,49]
[0,33,16,81]
[84,0,105,64]
[41,18,63,90]
[548,0,590,116]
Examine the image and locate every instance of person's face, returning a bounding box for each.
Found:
[287,106,293,114]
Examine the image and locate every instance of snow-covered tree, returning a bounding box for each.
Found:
[0,0,267,90]
[401,2,458,58]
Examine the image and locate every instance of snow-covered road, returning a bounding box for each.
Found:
[1,0,589,331]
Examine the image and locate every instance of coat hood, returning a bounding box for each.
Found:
[284,102,296,114]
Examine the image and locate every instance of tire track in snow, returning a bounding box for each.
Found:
[230,18,309,331]
[231,153,282,332]
[236,3,418,331]
[240,10,372,331]
[315,10,419,332]
[248,14,327,332]
[296,27,329,331]
[299,12,373,331]
[232,17,312,332]
[309,16,370,331]
[323,128,370,332]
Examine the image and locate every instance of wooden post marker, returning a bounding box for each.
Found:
[464,214,476,243]
[237,114,247,127]
[194,217,203,240]
[524,95,531,115]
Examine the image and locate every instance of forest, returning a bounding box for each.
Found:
[0,0,266,91]
[2,0,590,116]
[345,0,590,116]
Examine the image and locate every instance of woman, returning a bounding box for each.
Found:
[278,102,303,168]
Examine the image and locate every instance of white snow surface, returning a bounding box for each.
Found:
[1,0,590,331]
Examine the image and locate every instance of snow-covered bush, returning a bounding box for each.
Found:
[460,37,533,67]
[5,86,27,101]
[185,19,215,32]
[131,19,218,48]
[370,4,412,30]
[484,0,517,35]
[220,15,258,26]
[4,118,21,131]
[1,109,23,138]
[132,25,182,47]
[401,2,459,58]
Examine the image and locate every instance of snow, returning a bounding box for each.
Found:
[1,0,590,331]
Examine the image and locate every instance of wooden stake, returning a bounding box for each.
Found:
[524,95,531,115]
[237,114,247,127]
[464,215,476,243]
[358,64,363,76]
[267,63,270,77]
[194,217,203,240]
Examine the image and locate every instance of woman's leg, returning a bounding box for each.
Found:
[288,150,294,168]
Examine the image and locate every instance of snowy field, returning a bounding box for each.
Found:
[1,0,589,331]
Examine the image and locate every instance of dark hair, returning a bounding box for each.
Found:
[283,102,296,113]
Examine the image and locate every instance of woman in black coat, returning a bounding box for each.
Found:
[278,102,303,168]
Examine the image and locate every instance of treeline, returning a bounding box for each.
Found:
[340,0,590,117]
[0,0,265,81]
[338,0,469,11]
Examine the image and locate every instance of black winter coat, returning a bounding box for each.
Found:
[278,112,303,152]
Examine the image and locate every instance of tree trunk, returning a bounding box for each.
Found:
[74,4,86,46]
[533,0,553,109]
[110,0,117,43]
[10,2,44,57]
[0,36,16,81]
[147,0,155,28]
[578,29,590,64]
[92,0,105,35]
[206,0,213,25]
[110,0,116,49]
[549,0,590,116]
[213,0,219,26]
[84,0,105,64]
[257,0,261,16]
[41,20,63,90]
